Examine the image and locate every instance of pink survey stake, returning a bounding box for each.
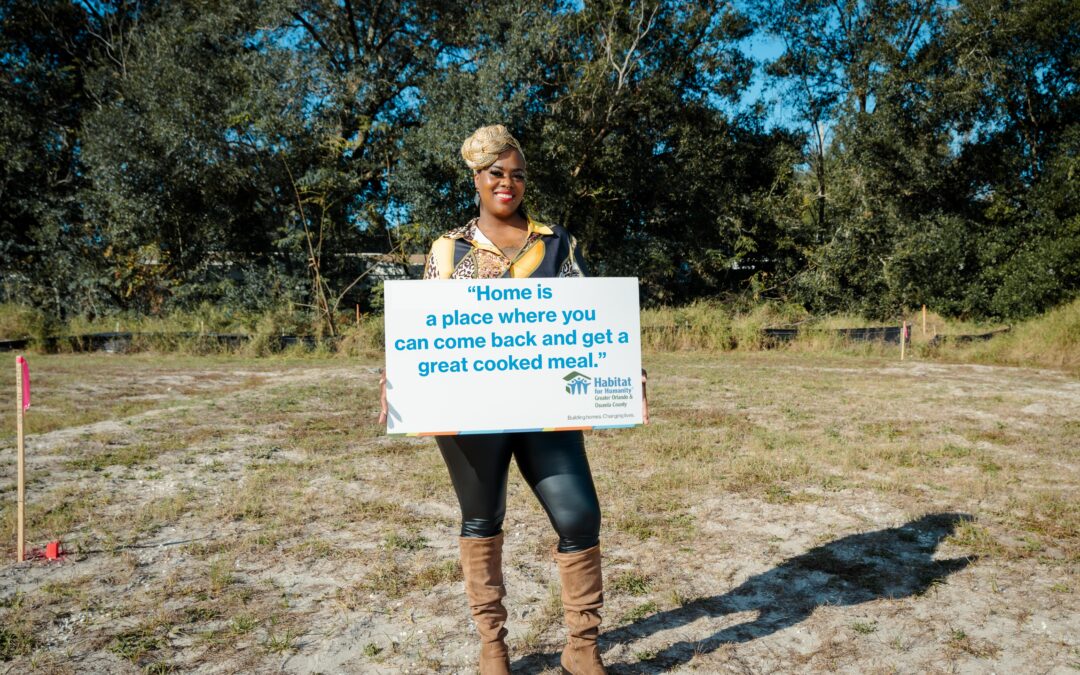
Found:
[17,355,30,410]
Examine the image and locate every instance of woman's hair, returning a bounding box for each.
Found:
[460,124,525,172]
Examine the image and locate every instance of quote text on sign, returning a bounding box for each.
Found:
[390,283,632,378]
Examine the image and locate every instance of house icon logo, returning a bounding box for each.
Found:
[563,371,591,395]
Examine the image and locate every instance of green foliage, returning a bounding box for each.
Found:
[395,1,799,305]
[0,0,102,318]
[0,0,1076,322]
[756,0,1079,319]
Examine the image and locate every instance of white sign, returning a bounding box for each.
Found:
[383,277,642,435]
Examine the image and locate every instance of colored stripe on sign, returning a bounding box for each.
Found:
[392,424,636,437]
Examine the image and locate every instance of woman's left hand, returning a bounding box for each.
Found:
[378,368,388,426]
[641,368,649,425]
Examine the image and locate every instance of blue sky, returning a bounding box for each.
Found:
[736,29,796,130]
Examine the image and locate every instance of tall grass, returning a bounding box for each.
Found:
[640,300,809,351]
[0,303,50,342]
[947,297,1080,371]
[0,302,384,357]
[61,302,310,337]
[2,297,1076,371]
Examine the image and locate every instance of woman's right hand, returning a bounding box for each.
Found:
[641,368,649,425]
[378,368,388,426]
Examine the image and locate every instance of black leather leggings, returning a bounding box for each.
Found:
[436,430,601,553]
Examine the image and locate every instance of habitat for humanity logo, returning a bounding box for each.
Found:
[563,371,591,395]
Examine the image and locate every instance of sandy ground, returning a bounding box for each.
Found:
[0,353,1077,674]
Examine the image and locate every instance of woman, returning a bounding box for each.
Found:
[379,125,647,675]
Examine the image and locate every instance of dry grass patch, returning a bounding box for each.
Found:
[517,582,564,651]
[945,627,1002,659]
[2,351,1076,673]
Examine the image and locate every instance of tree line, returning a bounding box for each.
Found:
[2,0,1077,329]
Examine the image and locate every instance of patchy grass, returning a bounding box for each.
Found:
[384,531,428,552]
[618,600,659,624]
[609,571,653,596]
[412,559,462,589]
[109,623,165,663]
[0,624,35,661]
[851,620,878,635]
[0,353,284,437]
[518,583,564,651]
[0,350,1076,672]
[946,628,1002,659]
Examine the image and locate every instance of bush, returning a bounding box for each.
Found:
[0,303,47,340]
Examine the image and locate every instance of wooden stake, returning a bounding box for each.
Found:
[355,304,361,328]
[16,357,25,562]
[922,304,927,335]
[900,322,907,361]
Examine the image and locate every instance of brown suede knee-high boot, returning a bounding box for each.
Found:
[459,533,511,675]
[553,544,606,675]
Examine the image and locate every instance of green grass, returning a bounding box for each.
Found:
[412,559,463,589]
[609,571,653,596]
[851,620,878,635]
[109,624,165,662]
[360,562,413,599]
[384,531,429,551]
[228,614,259,636]
[618,600,659,624]
[946,628,1001,659]
[0,302,50,341]
[363,642,383,657]
[66,444,156,471]
[0,624,36,661]
[262,625,301,655]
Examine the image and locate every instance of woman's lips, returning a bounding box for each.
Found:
[495,192,515,203]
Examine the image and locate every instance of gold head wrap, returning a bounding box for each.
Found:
[460,124,525,172]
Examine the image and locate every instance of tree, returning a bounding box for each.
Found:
[395,0,798,304]
[77,0,472,328]
[751,0,955,316]
[0,0,99,317]
[944,0,1080,317]
[80,0,299,314]
[758,0,1079,318]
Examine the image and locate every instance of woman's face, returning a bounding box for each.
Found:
[474,148,526,219]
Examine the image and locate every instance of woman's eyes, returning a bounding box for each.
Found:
[489,170,526,181]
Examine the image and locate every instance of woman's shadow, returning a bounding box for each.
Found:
[515,512,974,673]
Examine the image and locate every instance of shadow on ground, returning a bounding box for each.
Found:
[514,512,975,673]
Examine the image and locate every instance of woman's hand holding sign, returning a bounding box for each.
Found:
[378,368,388,426]
[642,368,649,425]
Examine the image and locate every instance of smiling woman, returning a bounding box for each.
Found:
[422,126,587,281]
[379,124,610,675]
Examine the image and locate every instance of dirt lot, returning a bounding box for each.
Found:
[1,352,1077,673]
